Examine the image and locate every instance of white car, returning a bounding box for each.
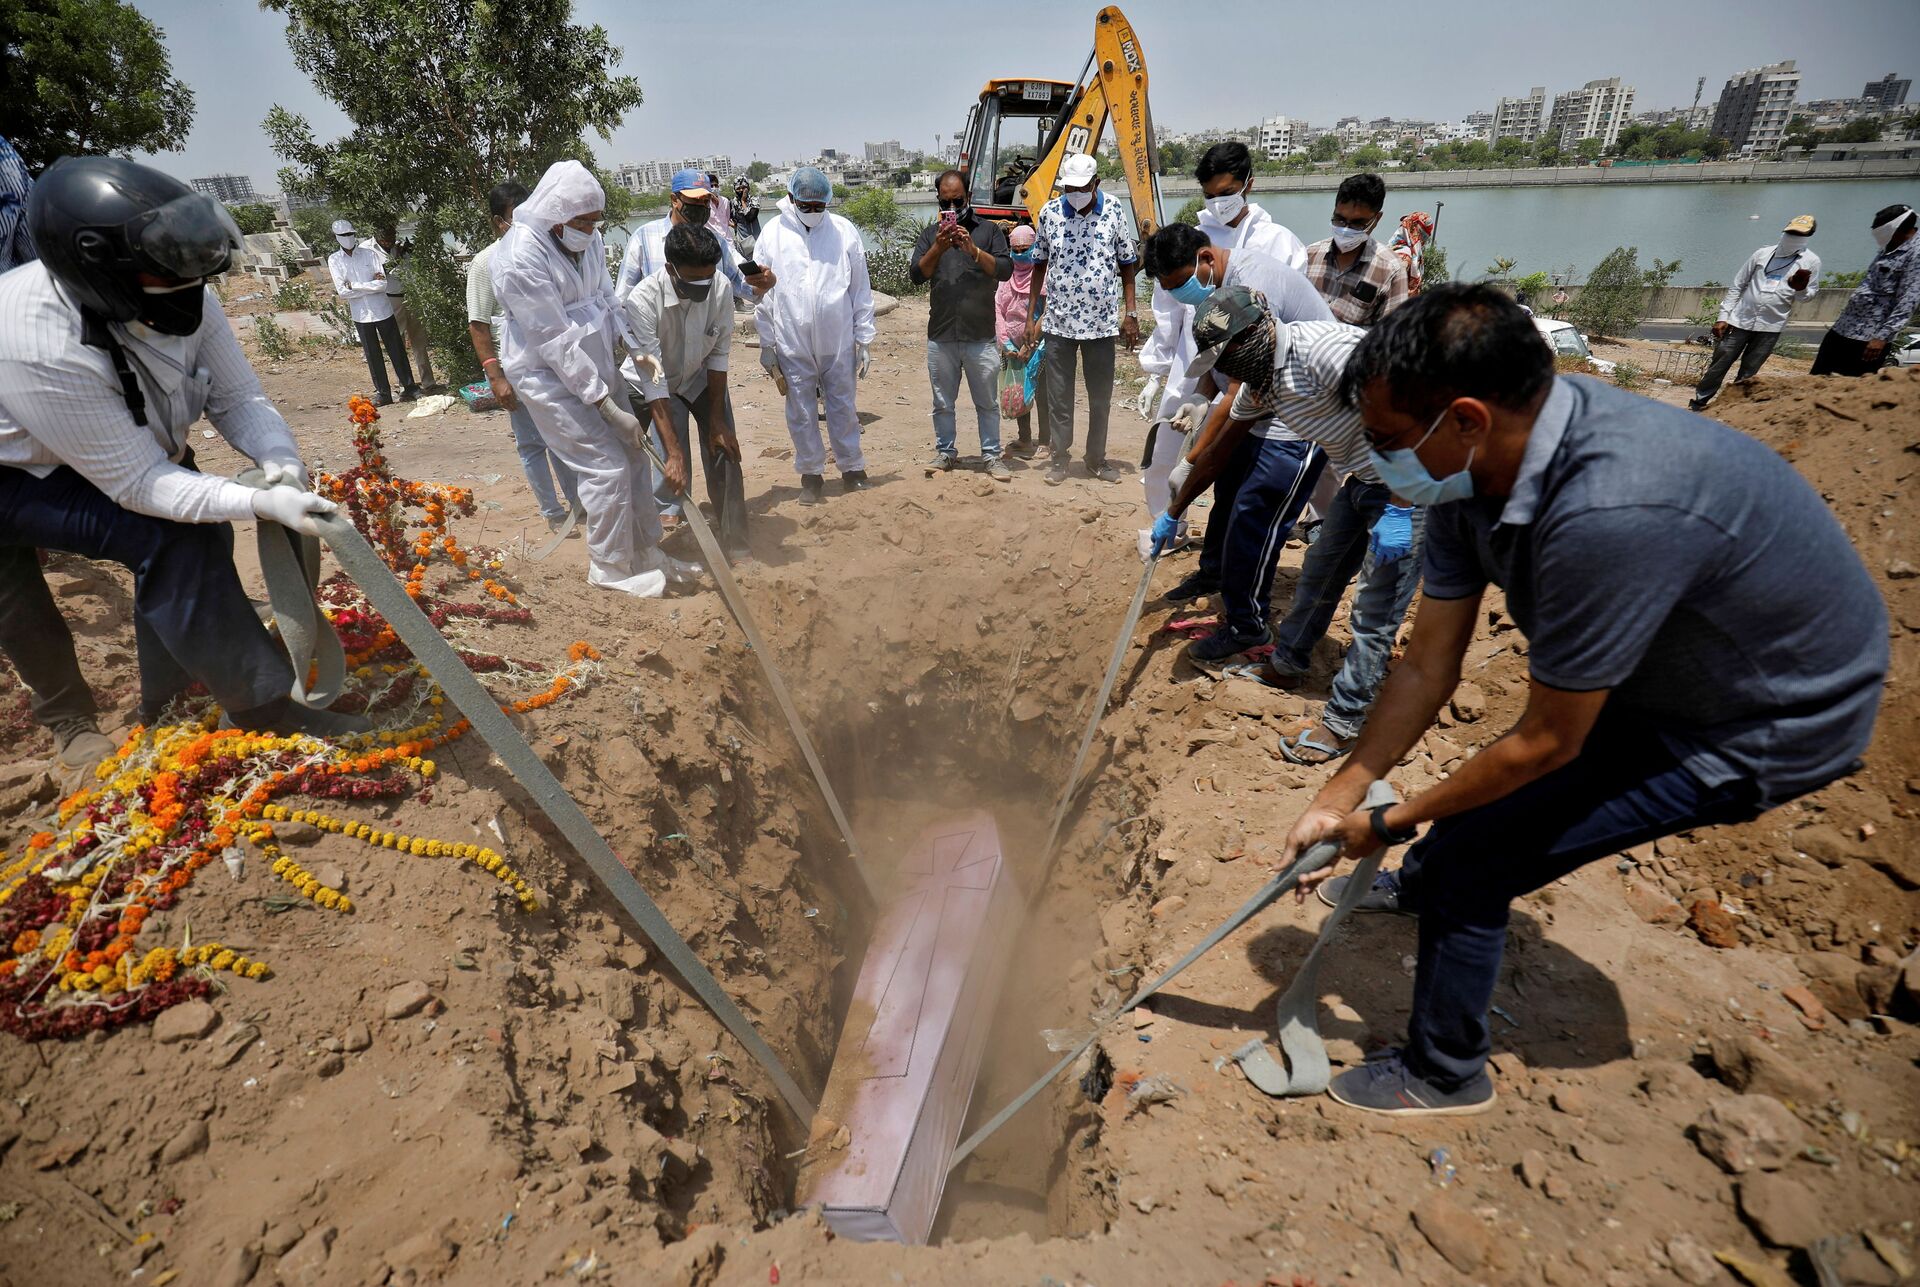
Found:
[1888,333,1920,367]
[1535,317,1617,375]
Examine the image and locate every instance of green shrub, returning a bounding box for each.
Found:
[1173,196,1203,227]
[253,314,295,361]
[274,279,315,311]
[1610,360,1646,390]
[1567,246,1649,340]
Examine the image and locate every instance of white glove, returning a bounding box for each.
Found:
[596,394,646,448]
[1167,456,1194,497]
[251,485,337,538]
[856,343,871,379]
[1135,376,1162,421]
[760,348,789,395]
[258,454,309,490]
[632,353,665,387]
[1169,396,1210,434]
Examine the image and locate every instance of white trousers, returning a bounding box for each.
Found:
[776,345,866,477]
[517,374,660,581]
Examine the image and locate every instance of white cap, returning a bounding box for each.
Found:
[1059,153,1099,187]
[330,219,354,235]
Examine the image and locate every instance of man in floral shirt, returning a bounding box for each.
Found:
[1025,153,1141,485]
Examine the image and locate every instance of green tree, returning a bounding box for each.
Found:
[230,203,278,235]
[0,0,196,169]
[260,0,643,385]
[841,186,900,232]
[1485,256,1517,284]
[1158,139,1190,173]
[1567,245,1649,340]
[1702,136,1732,160]
[1308,134,1340,163]
[1492,136,1530,165]
[747,160,773,182]
[1351,143,1387,168]
[288,204,340,250]
[1514,270,1551,301]
[1420,245,1449,289]
[1574,137,1603,162]
[1535,141,1564,167]
[1173,195,1204,226]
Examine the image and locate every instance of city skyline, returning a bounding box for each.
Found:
[132,0,1912,196]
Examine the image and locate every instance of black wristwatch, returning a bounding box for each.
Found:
[1370,804,1417,846]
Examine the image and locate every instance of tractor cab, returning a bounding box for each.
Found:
[960,79,1077,223]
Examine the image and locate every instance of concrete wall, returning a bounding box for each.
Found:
[1539,283,1851,324]
[1160,157,1920,195]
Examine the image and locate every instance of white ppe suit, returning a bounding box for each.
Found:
[490,161,661,582]
[752,197,874,478]
[1136,285,1201,544]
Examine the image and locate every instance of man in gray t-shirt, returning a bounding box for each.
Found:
[1272,284,1887,1119]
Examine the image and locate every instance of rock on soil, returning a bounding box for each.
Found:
[212,1243,261,1287]
[159,1117,208,1164]
[277,1224,335,1283]
[1737,1173,1824,1248]
[382,980,433,1019]
[1708,1032,1822,1104]
[1664,1232,1722,1286]
[151,999,218,1043]
[1411,1194,1493,1273]
[1694,1094,1805,1174]
[1686,898,1741,948]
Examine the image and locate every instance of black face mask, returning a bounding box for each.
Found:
[136,284,207,337]
[670,269,712,301]
[680,202,711,227]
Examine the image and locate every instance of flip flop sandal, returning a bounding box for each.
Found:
[1278,726,1355,766]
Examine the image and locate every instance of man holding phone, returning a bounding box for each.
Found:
[1690,215,1820,410]
[910,170,1014,479]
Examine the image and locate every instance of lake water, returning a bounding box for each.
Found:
[881,178,1918,282]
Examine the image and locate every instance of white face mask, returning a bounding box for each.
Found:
[795,208,826,229]
[1065,189,1094,212]
[335,234,357,250]
[1330,225,1370,252]
[556,224,595,253]
[1205,189,1247,223]
[1775,233,1812,255]
[1872,210,1914,250]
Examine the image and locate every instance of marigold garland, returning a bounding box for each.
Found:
[0,399,602,1040]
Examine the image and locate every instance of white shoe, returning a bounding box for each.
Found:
[640,546,704,586]
[587,564,667,598]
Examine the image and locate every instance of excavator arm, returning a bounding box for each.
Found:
[1018,6,1161,241]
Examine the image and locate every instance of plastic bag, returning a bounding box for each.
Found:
[999,347,1031,419]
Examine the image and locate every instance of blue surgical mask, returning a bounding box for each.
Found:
[1010,249,1035,263]
[1166,262,1215,306]
[1369,404,1477,505]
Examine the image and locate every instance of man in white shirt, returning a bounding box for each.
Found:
[327,218,418,406]
[1691,215,1821,410]
[373,225,436,389]
[1193,142,1307,270]
[0,157,359,768]
[616,169,773,525]
[621,224,748,558]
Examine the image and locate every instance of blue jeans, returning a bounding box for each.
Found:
[1269,477,1426,739]
[928,339,1001,460]
[509,403,580,521]
[1392,711,1766,1090]
[1196,435,1325,636]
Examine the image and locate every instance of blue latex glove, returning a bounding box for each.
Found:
[1369,504,1415,565]
[1150,512,1180,558]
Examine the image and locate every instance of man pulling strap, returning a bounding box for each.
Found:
[0,156,366,771]
[1283,284,1886,1115]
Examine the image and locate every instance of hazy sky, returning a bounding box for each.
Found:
[133,0,1912,189]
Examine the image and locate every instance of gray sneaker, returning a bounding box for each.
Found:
[1044,460,1069,486]
[986,457,1011,482]
[50,717,115,771]
[1316,868,1410,914]
[1088,461,1124,483]
[925,452,956,474]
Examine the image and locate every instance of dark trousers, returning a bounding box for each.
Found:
[1809,330,1883,377]
[1693,326,1780,401]
[1196,436,1325,636]
[1041,333,1115,467]
[0,464,293,723]
[626,382,748,554]
[355,315,416,401]
[1394,713,1765,1090]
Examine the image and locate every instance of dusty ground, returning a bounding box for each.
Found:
[0,282,1916,1287]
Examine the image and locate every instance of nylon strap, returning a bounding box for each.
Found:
[245,480,815,1121]
[948,780,1399,1172]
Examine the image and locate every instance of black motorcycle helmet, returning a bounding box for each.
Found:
[28,156,242,334]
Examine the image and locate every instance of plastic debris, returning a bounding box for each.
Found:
[1126,1073,1183,1108]
[1427,1146,1458,1186]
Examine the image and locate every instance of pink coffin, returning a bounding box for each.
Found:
[800,811,1021,1244]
